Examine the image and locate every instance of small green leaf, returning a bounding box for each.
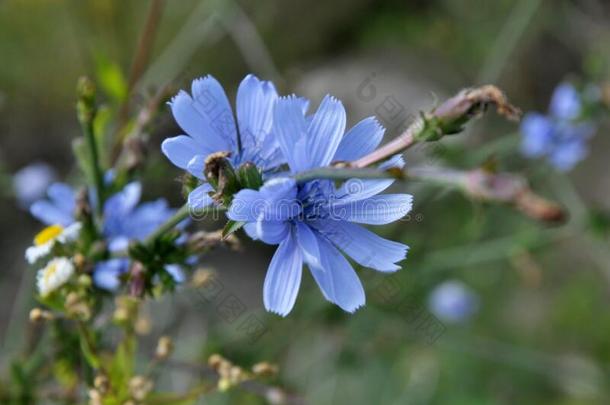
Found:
[222,220,245,239]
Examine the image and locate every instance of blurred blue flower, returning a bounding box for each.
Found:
[13,162,57,208]
[162,74,285,210]
[228,95,412,316]
[427,280,478,324]
[30,182,182,290]
[521,82,596,171]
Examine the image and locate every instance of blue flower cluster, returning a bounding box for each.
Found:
[162,75,412,315]
[30,182,182,290]
[521,82,597,171]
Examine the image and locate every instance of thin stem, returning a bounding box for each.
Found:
[81,111,105,217]
[143,204,227,246]
[350,85,521,169]
[144,204,190,245]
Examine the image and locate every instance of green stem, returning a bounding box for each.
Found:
[144,204,190,245]
[81,118,105,217]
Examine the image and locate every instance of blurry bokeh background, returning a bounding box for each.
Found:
[1,0,610,403]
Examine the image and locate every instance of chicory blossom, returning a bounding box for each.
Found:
[427,280,478,324]
[521,82,596,171]
[228,95,412,315]
[162,74,284,210]
[29,182,181,290]
[13,162,57,208]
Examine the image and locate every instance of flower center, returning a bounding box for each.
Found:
[43,262,58,285]
[34,224,64,246]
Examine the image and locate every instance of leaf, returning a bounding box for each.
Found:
[222,220,245,239]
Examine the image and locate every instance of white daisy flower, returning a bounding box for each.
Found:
[25,222,82,264]
[36,257,75,297]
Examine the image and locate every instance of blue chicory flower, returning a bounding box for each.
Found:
[30,182,181,290]
[521,82,596,171]
[228,95,412,316]
[13,162,57,209]
[427,280,478,324]
[162,74,285,210]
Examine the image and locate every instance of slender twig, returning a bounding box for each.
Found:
[350,85,521,168]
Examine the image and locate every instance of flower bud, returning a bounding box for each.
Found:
[155,336,173,359]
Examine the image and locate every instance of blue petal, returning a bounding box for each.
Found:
[314,220,407,272]
[227,189,264,222]
[165,264,186,284]
[333,117,384,161]
[520,113,554,157]
[307,234,365,313]
[191,76,238,149]
[188,183,215,211]
[186,155,207,179]
[170,82,234,153]
[550,82,581,120]
[306,95,346,168]
[255,220,290,245]
[334,155,405,204]
[30,200,74,226]
[550,138,587,171]
[264,234,303,316]
[295,222,321,268]
[236,74,278,150]
[161,135,201,169]
[125,199,173,240]
[331,194,413,225]
[47,183,76,213]
[273,96,310,172]
[103,182,142,225]
[93,259,129,291]
[13,163,57,208]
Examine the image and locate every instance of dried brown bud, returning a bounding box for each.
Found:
[94,374,109,394]
[191,268,215,288]
[155,336,173,359]
[252,362,279,377]
[29,308,54,322]
[129,262,146,297]
[128,376,153,401]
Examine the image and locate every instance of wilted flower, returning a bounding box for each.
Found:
[36,257,75,297]
[228,95,412,315]
[521,82,597,171]
[427,280,478,323]
[162,74,285,210]
[13,162,57,208]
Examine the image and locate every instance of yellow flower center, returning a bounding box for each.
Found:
[34,225,64,246]
[43,262,58,285]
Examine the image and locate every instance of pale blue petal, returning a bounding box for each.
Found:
[264,234,303,316]
[47,183,76,213]
[108,236,130,253]
[520,113,553,157]
[295,222,321,268]
[165,264,186,283]
[255,220,290,245]
[550,138,587,172]
[550,82,581,120]
[161,135,201,169]
[273,96,309,172]
[186,155,207,179]
[170,86,232,153]
[93,259,128,291]
[236,74,278,149]
[30,200,74,226]
[227,189,264,222]
[188,183,215,211]
[191,76,237,149]
[314,220,407,272]
[306,95,346,168]
[307,235,365,313]
[332,194,413,225]
[333,117,384,161]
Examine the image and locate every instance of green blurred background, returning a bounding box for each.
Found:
[1,0,610,403]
